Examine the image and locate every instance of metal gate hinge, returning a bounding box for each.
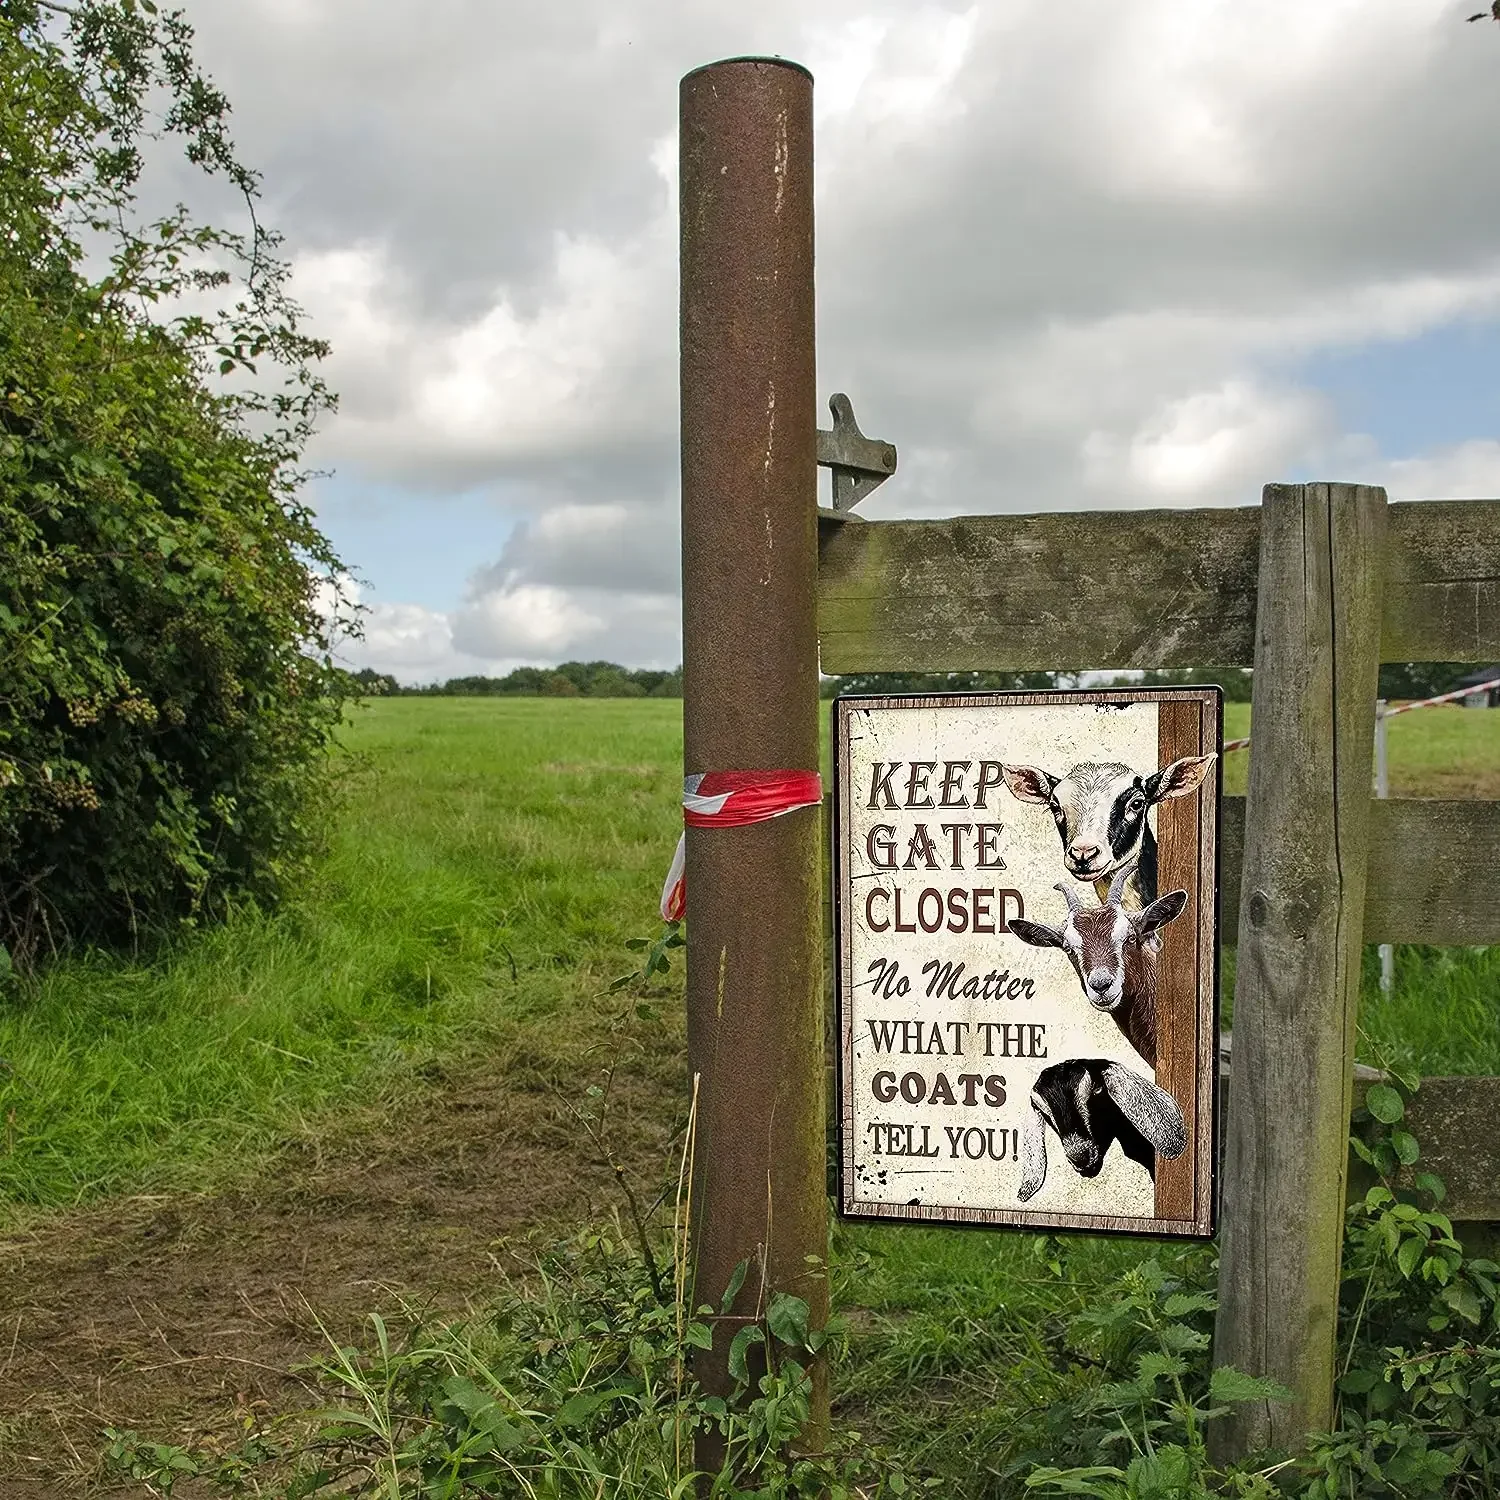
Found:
[816,393,896,512]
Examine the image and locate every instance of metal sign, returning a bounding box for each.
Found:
[833,688,1221,1237]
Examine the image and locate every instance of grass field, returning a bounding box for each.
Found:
[1220,700,1500,1074]
[1219,699,1500,799]
[2,694,1498,1206]
[1,694,1498,1492]
[0,699,686,1212]
[3,695,1496,1214]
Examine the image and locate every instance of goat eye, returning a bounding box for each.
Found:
[1127,794,1145,814]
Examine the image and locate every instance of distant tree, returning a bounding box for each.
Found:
[440,675,502,696]
[498,667,548,695]
[351,668,399,697]
[396,662,684,698]
[586,668,646,698]
[1129,667,1254,703]
[1090,665,1471,706]
[547,661,591,694]
[1377,663,1476,701]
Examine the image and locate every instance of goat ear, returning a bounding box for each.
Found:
[1144,753,1216,804]
[1135,889,1188,939]
[1001,764,1058,804]
[1009,917,1065,950]
[1101,1064,1187,1159]
[1018,1100,1050,1201]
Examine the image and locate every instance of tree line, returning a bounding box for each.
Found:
[349,662,684,698]
[354,661,1483,704]
[349,665,1258,700]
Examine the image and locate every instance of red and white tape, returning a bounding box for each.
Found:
[660,769,823,921]
[1382,674,1500,718]
[1221,674,1500,754]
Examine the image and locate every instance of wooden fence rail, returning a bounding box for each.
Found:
[817,497,1500,673]
[1221,797,1500,945]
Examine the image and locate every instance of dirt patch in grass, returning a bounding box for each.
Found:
[0,1046,684,1497]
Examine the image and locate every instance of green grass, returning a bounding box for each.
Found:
[1221,699,1500,1072]
[2,693,1497,1495]
[0,699,684,1213]
[1221,700,1500,798]
[2,693,1497,1214]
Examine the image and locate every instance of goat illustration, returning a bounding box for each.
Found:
[1018,1057,1187,1203]
[1007,866,1186,1067]
[1001,753,1214,909]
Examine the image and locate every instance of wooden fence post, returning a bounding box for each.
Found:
[1212,483,1387,1458]
[678,56,829,1471]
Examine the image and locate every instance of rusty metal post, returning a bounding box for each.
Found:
[679,56,828,1467]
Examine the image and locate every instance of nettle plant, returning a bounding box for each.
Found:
[1019,1077,1500,1499]
[1304,1077,1500,1498]
[609,920,685,994]
[1014,1253,1288,1499]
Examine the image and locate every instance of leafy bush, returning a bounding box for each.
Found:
[1017,1256,1286,1497]
[1022,1080,1500,1499]
[1309,1080,1500,1497]
[0,1,351,962]
[1376,662,1479,701]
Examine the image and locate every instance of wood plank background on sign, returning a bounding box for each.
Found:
[1153,696,1215,1223]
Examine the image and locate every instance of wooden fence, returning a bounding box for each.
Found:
[815,483,1500,1458]
[674,51,1500,1473]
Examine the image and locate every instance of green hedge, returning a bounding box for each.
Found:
[0,1,350,963]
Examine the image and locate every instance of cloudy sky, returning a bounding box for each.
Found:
[183,1,1500,682]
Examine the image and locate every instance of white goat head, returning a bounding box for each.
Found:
[1001,754,1215,906]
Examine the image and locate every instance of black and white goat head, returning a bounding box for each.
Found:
[1017,1058,1187,1203]
[1008,866,1186,1067]
[1001,753,1215,909]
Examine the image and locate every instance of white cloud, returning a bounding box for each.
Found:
[1084,381,1332,499]
[291,224,674,486]
[358,600,458,669]
[344,584,681,684]
[1377,440,1500,500]
[452,584,603,659]
[173,0,1500,664]
[466,500,680,596]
